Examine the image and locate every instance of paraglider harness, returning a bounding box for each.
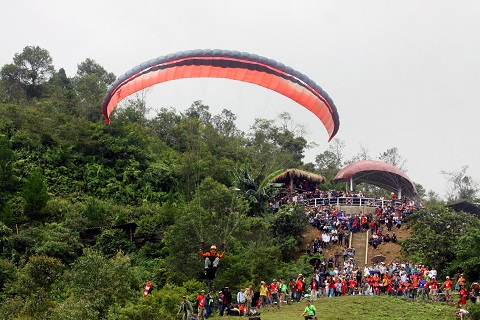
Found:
[200,242,225,280]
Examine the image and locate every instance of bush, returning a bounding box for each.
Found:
[468,302,480,320]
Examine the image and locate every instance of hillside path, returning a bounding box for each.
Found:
[351,231,368,267]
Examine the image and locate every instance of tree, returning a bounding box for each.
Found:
[47,68,77,114]
[148,107,182,148]
[378,147,406,170]
[270,204,309,261]
[328,138,345,167]
[402,205,480,279]
[76,58,115,85]
[0,63,26,101]
[0,222,13,256]
[344,144,370,165]
[0,46,54,99]
[60,249,139,318]
[0,136,15,208]
[22,169,50,222]
[0,255,64,319]
[32,222,83,263]
[212,109,239,137]
[413,182,426,201]
[231,164,282,216]
[162,178,248,282]
[275,129,307,166]
[247,114,308,169]
[414,182,444,206]
[73,58,116,121]
[315,150,340,181]
[277,112,308,137]
[426,190,443,205]
[441,165,479,202]
[184,100,212,123]
[94,228,135,257]
[115,90,150,124]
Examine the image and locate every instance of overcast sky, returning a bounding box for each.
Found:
[1,1,479,198]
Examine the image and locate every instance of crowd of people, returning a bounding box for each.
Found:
[177,189,478,319]
[269,188,421,213]
[179,264,479,319]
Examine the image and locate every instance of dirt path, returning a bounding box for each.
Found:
[352,231,367,267]
[366,227,411,264]
[298,226,411,266]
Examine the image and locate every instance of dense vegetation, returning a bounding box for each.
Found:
[0,46,318,319]
[0,46,478,319]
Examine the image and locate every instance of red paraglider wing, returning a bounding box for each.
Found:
[102,49,340,141]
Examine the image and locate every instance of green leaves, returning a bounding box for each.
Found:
[270,205,309,261]
[61,249,139,317]
[0,46,54,100]
[402,205,480,279]
[22,168,49,222]
[231,164,283,216]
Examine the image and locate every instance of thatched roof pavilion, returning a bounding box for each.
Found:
[270,168,326,192]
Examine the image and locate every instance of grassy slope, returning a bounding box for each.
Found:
[208,296,457,320]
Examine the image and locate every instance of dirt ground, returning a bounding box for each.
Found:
[298,226,411,265]
[366,227,411,264]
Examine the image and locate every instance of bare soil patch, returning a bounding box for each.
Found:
[297,226,411,265]
[366,227,411,264]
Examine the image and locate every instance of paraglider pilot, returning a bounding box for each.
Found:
[200,245,225,280]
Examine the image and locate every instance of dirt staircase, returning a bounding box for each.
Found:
[351,231,368,268]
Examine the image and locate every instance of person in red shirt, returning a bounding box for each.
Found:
[411,278,419,299]
[387,280,394,296]
[348,277,357,295]
[341,278,347,296]
[310,276,318,301]
[296,274,305,301]
[328,277,336,297]
[196,290,206,320]
[429,277,439,301]
[403,281,411,299]
[457,285,468,308]
[238,303,246,315]
[442,276,453,302]
[373,280,381,296]
[270,279,281,307]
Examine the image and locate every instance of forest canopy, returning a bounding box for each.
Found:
[0,46,478,319]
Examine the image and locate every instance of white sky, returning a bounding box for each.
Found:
[1,0,479,198]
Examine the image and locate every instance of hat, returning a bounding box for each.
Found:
[219,291,223,294]
[183,296,187,298]
[446,276,450,279]
[201,290,205,293]
[210,245,217,250]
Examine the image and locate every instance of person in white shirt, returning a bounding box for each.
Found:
[236,287,245,304]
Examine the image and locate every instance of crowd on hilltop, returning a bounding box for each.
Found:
[180,189,478,319]
[183,258,480,319]
[268,188,421,213]
[183,259,480,319]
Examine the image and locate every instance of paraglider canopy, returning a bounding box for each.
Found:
[101,49,340,141]
[333,160,417,198]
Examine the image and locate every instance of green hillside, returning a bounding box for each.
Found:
[0,46,479,319]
